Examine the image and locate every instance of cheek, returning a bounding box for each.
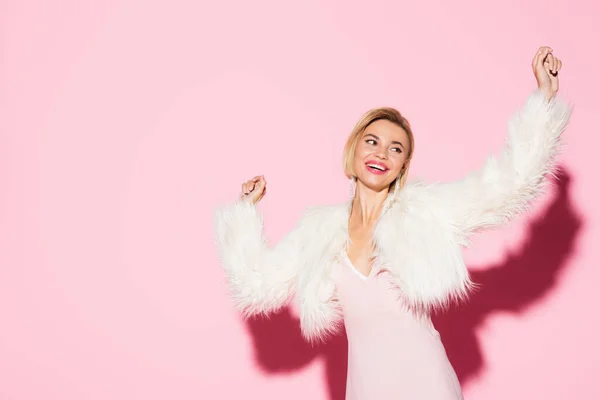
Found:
[392,154,408,173]
[352,146,369,165]
[354,143,370,157]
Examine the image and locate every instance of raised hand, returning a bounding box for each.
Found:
[240,175,267,205]
[532,46,562,100]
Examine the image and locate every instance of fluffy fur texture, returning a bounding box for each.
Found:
[214,89,572,343]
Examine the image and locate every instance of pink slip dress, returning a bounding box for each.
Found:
[335,250,464,400]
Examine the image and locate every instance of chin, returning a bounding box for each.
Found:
[358,175,393,192]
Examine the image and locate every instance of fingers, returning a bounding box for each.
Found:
[253,177,266,196]
[544,53,562,76]
[252,175,266,188]
[548,53,558,73]
[533,46,553,69]
[544,53,555,74]
[533,46,562,80]
[241,180,255,195]
[552,56,562,75]
[532,45,560,98]
[241,175,266,196]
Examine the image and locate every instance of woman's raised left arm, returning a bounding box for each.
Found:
[433,46,573,237]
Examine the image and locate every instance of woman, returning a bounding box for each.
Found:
[214,46,571,399]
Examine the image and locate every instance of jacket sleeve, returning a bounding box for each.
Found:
[213,200,305,317]
[432,89,573,238]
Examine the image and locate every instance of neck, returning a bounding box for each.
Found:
[350,180,389,225]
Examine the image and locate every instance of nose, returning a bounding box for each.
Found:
[375,149,388,160]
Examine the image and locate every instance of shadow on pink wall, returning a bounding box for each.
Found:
[244,168,582,400]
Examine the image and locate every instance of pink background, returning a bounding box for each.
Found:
[1,0,598,399]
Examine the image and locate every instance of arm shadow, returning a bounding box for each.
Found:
[433,166,583,385]
[245,308,348,400]
[243,166,581,398]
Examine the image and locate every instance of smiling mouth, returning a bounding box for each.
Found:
[366,163,389,174]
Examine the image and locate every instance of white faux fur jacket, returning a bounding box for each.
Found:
[214,90,572,343]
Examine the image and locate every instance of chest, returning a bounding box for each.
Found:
[346,221,377,277]
[335,257,405,318]
[294,195,471,341]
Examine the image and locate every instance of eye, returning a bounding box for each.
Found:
[391,147,403,153]
[366,139,377,145]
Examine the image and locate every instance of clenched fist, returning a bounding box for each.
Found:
[532,46,562,100]
[240,175,267,205]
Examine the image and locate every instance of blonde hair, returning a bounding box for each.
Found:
[343,107,415,190]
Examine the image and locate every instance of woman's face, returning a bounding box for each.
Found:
[352,120,410,192]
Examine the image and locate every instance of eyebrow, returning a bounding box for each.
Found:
[364,133,405,149]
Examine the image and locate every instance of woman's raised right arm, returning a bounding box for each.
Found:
[213,175,304,317]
